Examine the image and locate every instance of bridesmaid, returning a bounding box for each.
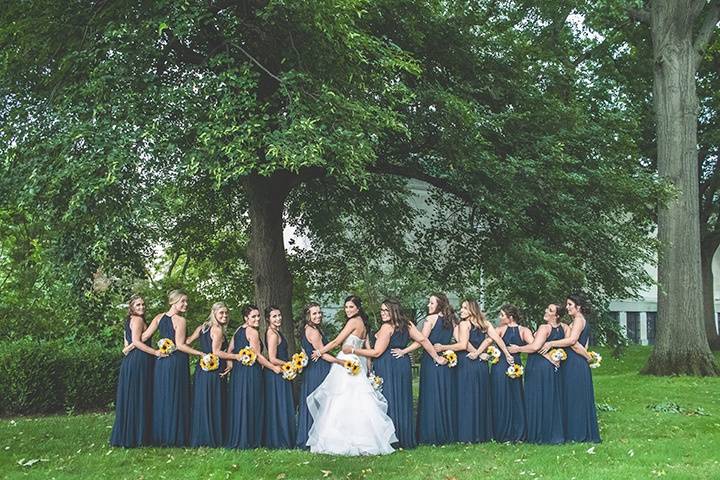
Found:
[110,295,165,447]
[186,302,234,447]
[346,299,446,449]
[508,303,565,444]
[263,305,297,449]
[393,293,457,445]
[540,293,601,443]
[491,304,532,442]
[296,303,341,449]
[226,305,280,449]
[147,290,204,446]
[436,299,511,443]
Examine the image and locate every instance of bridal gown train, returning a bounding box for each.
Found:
[306,334,398,455]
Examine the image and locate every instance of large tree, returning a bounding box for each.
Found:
[1,0,660,350]
[624,0,720,374]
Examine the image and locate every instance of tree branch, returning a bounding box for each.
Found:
[368,161,475,205]
[694,0,720,68]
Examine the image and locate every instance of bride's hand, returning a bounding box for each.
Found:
[342,345,352,354]
[311,349,322,361]
[390,348,404,358]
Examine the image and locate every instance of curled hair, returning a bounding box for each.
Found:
[567,292,591,316]
[501,303,523,325]
[125,294,145,326]
[462,299,490,331]
[241,304,259,320]
[203,301,228,336]
[431,292,458,329]
[299,302,323,338]
[381,299,411,332]
[167,289,187,306]
[345,295,370,332]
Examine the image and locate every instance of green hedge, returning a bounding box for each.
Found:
[0,338,121,416]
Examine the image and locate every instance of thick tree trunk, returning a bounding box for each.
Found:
[245,171,298,354]
[702,240,720,350]
[643,0,719,375]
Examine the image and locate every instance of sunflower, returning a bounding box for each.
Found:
[344,359,361,375]
[158,338,176,355]
[281,361,297,380]
[442,350,458,368]
[588,351,602,369]
[505,363,524,379]
[549,348,567,362]
[486,345,500,364]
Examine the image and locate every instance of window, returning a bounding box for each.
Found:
[626,312,640,344]
[646,312,656,345]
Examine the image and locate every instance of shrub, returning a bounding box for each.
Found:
[0,338,121,416]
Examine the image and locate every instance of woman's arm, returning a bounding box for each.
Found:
[247,328,281,373]
[509,326,546,354]
[314,318,361,357]
[266,329,286,366]
[433,321,469,352]
[173,316,204,357]
[391,315,436,358]
[539,317,586,353]
[210,325,235,361]
[185,325,202,346]
[346,324,392,358]
[407,323,447,364]
[305,328,343,365]
[129,317,164,357]
[486,324,514,364]
[467,335,493,359]
[141,314,162,342]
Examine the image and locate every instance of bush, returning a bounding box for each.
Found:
[0,338,121,416]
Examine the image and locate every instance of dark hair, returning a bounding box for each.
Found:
[241,304,259,319]
[431,292,458,329]
[566,292,591,315]
[345,295,370,332]
[381,298,411,332]
[264,305,281,320]
[299,302,323,338]
[501,303,523,325]
[551,303,567,318]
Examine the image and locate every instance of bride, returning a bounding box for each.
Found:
[306,295,398,455]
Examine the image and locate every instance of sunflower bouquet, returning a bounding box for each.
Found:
[548,348,568,362]
[237,347,257,366]
[485,345,501,364]
[292,351,309,373]
[344,359,361,376]
[369,373,384,392]
[157,338,176,355]
[442,350,458,368]
[506,363,524,379]
[588,351,602,369]
[281,361,298,381]
[199,353,220,372]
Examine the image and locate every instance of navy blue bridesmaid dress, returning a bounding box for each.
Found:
[374,327,416,449]
[263,332,296,448]
[417,317,457,444]
[110,320,153,447]
[152,314,191,446]
[226,327,264,449]
[190,328,227,447]
[524,325,564,444]
[562,323,601,443]
[490,325,526,442]
[456,325,493,443]
[296,329,332,448]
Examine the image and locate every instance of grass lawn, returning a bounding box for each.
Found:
[1,346,719,479]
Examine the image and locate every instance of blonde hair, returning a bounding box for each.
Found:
[463,299,490,331]
[203,302,228,335]
[167,289,187,306]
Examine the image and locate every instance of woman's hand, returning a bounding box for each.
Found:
[220,360,233,377]
[311,349,322,361]
[342,345,353,354]
[390,348,405,358]
[271,365,282,374]
[538,343,552,355]
[479,353,489,361]
[505,353,515,365]
[508,344,519,354]
[435,356,448,366]
[433,343,444,353]
[467,350,480,360]
[154,349,168,358]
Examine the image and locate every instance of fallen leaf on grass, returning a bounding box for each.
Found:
[321,470,332,478]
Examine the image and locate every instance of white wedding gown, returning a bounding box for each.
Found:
[306,334,398,455]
